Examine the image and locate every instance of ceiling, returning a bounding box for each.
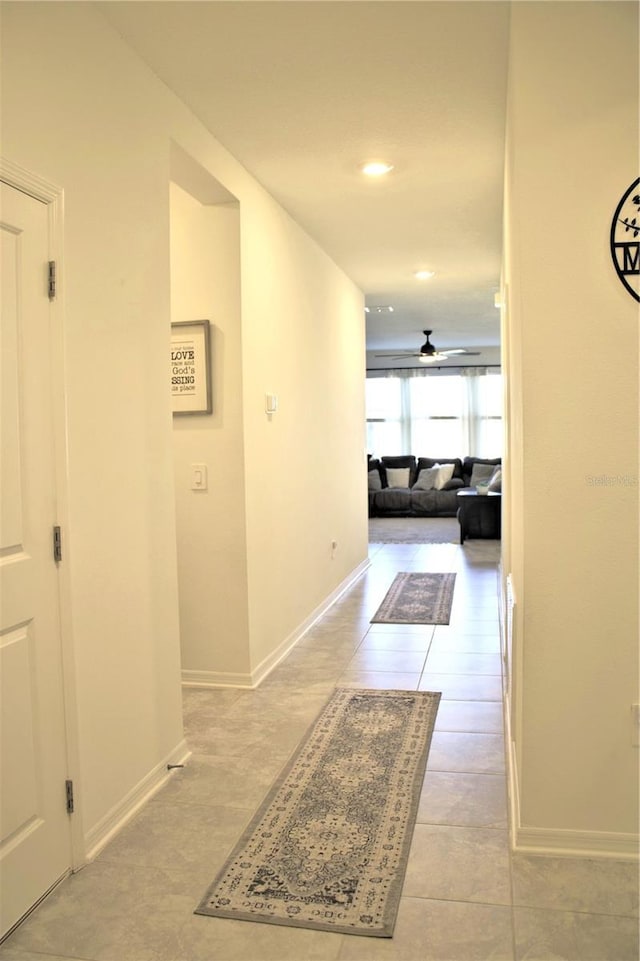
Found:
[99,0,509,369]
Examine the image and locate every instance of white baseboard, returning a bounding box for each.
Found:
[513,825,639,861]
[83,739,191,862]
[250,558,371,687]
[504,698,638,862]
[181,557,371,690]
[182,669,253,688]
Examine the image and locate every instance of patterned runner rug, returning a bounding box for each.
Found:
[195,687,441,938]
[371,571,456,624]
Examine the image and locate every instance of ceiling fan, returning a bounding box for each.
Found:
[375,330,481,364]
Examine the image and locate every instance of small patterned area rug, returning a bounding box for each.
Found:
[195,687,441,938]
[371,572,456,625]
[369,516,459,544]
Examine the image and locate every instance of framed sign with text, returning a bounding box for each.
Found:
[170,320,212,415]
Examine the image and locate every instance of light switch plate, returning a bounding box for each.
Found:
[265,393,278,414]
[191,464,208,491]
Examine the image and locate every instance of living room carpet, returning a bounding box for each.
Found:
[369,516,459,544]
[195,687,441,938]
[371,572,456,625]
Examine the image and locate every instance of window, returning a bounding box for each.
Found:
[409,375,467,454]
[365,377,403,452]
[366,369,502,458]
[476,371,503,455]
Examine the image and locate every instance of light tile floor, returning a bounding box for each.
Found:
[1,536,638,961]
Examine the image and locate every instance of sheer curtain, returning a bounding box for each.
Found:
[366,367,502,458]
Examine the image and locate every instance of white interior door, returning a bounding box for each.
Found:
[0,182,71,936]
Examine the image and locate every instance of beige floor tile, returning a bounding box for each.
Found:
[181,686,245,721]
[277,647,355,673]
[435,698,504,733]
[513,906,581,960]
[1,861,197,961]
[573,910,640,960]
[419,672,503,701]
[403,824,512,905]
[96,799,250,879]
[173,913,344,961]
[337,897,514,960]
[255,670,337,698]
[184,709,311,758]
[514,906,640,961]
[358,632,434,652]
[335,670,421,691]
[418,771,508,828]
[512,854,640,918]
[427,731,505,774]
[346,649,428,673]
[435,619,499,634]
[296,629,366,653]
[0,952,92,961]
[0,525,521,961]
[141,755,281,810]
[367,621,435,635]
[430,632,501,653]
[425,650,502,675]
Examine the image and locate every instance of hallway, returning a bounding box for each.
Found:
[1,534,637,961]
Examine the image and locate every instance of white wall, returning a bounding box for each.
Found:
[240,200,368,675]
[1,1,368,852]
[170,181,251,682]
[503,0,639,855]
[1,2,187,840]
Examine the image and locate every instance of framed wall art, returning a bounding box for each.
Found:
[170,319,212,415]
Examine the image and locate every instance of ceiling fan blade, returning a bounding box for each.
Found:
[373,351,417,358]
[441,349,482,356]
[375,350,483,359]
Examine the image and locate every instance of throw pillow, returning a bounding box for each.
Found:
[413,466,440,491]
[470,462,497,486]
[488,467,502,492]
[368,470,382,492]
[418,457,463,478]
[443,477,464,491]
[386,467,410,488]
[433,463,455,490]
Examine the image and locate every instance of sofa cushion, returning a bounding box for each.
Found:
[380,455,417,487]
[413,466,440,490]
[410,487,459,516]
[462,456,501,486]
[368,469,382,492]
[470,462,497,486]
[373,488,412,512]
[433,463,455,490]
[488,466,502,492]
[417,456,464,479]
[385,466,411,488]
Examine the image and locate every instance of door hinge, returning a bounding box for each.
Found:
[53,525,62,563]
[65,779,74,814]
[48,260,56,301]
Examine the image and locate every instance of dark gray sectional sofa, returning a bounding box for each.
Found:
[368,455,501,517]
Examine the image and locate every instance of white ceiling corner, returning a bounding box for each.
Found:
[99,0,510,368]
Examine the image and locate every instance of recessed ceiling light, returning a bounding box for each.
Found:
[360,161,394,178]
[365,305,394,314]
[414,270,436,280]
